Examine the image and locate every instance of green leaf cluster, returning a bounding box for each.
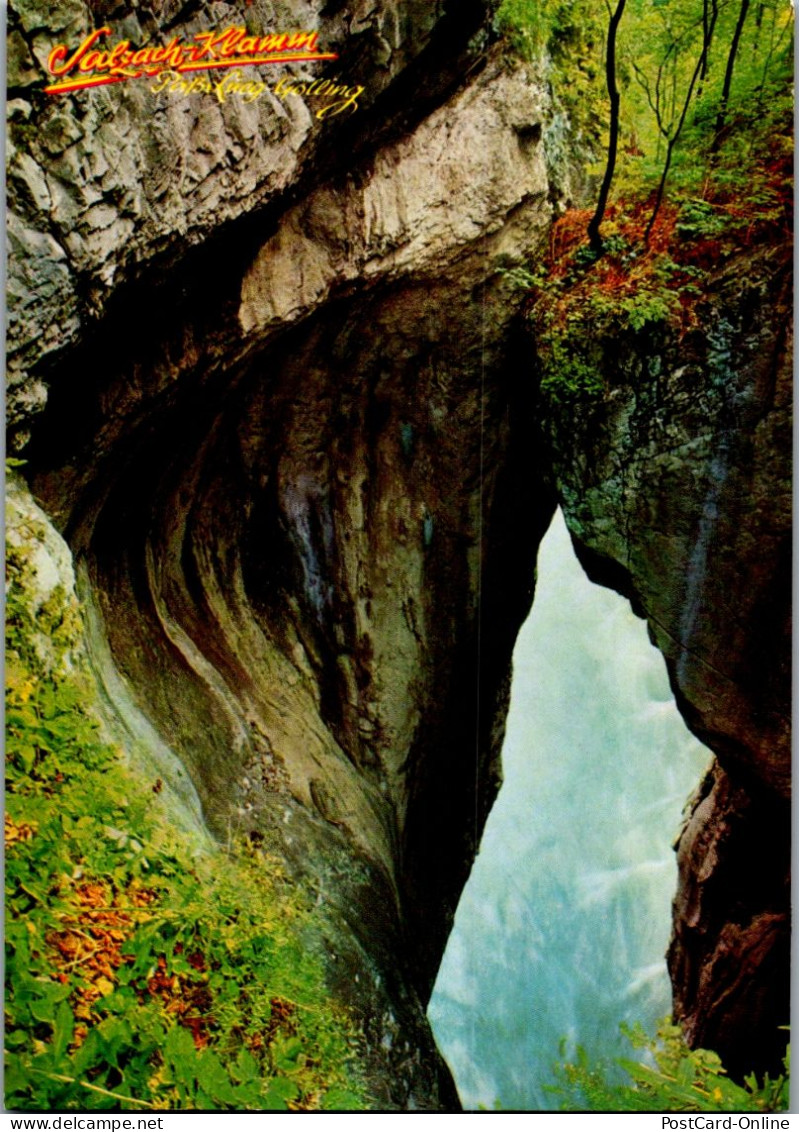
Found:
[497,0,793,205]
[527,240,688,404]
[497,0,792,408]
[5,509,370,1112]
[547,1018,790,1112]
[494,0,607,148]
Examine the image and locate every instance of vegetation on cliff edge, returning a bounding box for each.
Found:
[492,2,792,1106]
[5,495,369,1112]
[495,0,793,403]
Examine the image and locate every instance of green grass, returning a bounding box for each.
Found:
[5,490,370,1112]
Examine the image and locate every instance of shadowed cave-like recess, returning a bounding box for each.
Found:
[28,268,556,1107]
[10,0,791,1108]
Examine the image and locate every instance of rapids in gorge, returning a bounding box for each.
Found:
[428,510,711,1110]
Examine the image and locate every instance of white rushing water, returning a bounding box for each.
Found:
[428,510,710,1110]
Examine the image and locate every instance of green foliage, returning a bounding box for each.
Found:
[520,67,790,403]
[496,0,793,217]
[537,334,606,404]
[675,198,729,239]
[493,0,547,57]
[5,522,370,1112]
[527,223,690,404]
[548,1018,790,1112]
[6,505,112,784]
[494,0,607,148]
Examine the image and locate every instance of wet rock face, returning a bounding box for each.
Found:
[538,247,792,1077]
[668,761,791,1081]
[13,0,563,1108]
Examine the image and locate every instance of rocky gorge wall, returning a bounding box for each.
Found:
[537,244,792,1080]
[7,0,791,1110]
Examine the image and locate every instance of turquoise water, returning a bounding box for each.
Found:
[428,510,710,1110]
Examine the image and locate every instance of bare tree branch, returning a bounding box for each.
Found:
[587,0,627,254]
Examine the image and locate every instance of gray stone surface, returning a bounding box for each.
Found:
[538,245,792,1078]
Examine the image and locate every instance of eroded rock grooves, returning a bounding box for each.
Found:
[8,0,791,1109]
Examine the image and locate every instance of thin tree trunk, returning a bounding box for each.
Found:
[645,6,719,243]
[701,0,710,80]
[711,0,752,154]
[692,0,715,111]
[753,0,766,54]
[587,0,627,254]
[756,1,785,110]
[696,0,718,100]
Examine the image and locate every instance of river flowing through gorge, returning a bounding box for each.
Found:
[428,510,711,1110]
